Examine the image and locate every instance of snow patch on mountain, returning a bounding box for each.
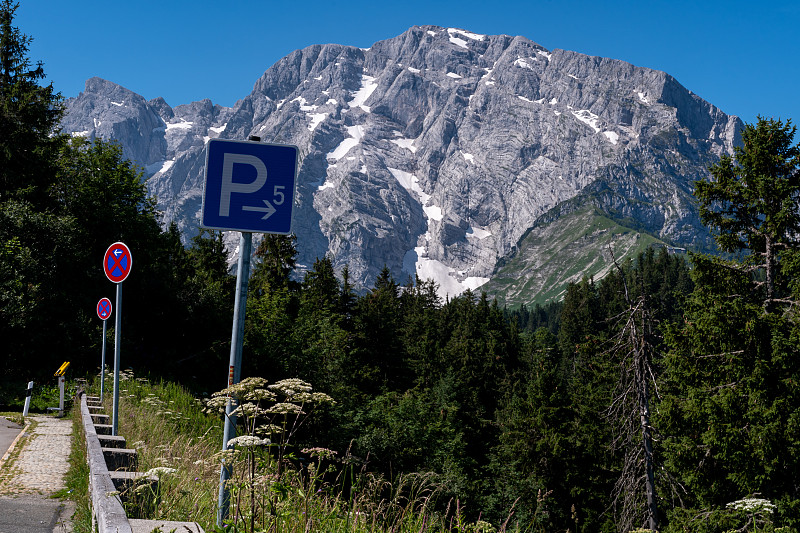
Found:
[167,119,193,131]
[307,112,328,132]
[467,226,492,239]
[348,75,377,112]
[572,109,601,133]
[328,125,365,160]
[390,137,416,153]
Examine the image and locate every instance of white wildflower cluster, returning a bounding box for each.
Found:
[144,467,177,478]
[302,447,338,459]
[207,376,337,446]
[255,424,284,437]
[139,394,184,422]
[266,403,305,415]
[269,378,313,397]
[286,391,314,403]
[213,377,269,399]
[311,391,335,405]
[227,435,270,448]
[214,448,241,465]
[203,395,230,415]
[142,395,165,408]
[157,409,185,422]
[244,388,277,401]
[727,497,776,514]
[471,520,496,533]
[231,402,269,418]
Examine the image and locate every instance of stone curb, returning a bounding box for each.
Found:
[80,393,205,533]
[80,393,132,533]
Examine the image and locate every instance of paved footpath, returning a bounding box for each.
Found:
[0,416,75,533]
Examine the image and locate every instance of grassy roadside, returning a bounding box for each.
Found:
[106,370,514,533]
[52,403,92,533]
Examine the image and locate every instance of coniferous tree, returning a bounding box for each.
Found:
[292,257,351,396]
[695,117,800,309]
[244,234,300,379]
[0,0,63,203]
[352,266,406,394]
[660,118,800,528]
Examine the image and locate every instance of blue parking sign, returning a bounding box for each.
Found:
[201,139,299,234]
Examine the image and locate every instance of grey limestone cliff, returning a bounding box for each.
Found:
[62,25,741,301]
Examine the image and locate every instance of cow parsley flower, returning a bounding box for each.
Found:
[727,497,776,514]
[144,467,177,478]
[227,435,270,448]
[256,423,284,436]
[231,402,269,418]
[269,378,312,396]
[266,403,305,415]
[244,388,277,401]
[302,447,338,459]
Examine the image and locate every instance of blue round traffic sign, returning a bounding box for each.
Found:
[103,242,133,283]
[97,298,112,320]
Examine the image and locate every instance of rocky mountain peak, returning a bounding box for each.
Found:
[62,25,741,303]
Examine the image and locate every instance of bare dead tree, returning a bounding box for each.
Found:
[604,251,660,532]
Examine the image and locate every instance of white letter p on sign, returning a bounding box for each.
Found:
[219,153,268,217]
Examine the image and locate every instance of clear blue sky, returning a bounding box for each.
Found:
[16,0,800,126]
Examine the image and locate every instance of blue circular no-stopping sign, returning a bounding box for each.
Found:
[103,242,133,283]
[97,298,112,320]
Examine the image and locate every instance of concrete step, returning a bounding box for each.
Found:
[109,471,157,495]
[129,519,204,533]
[94,424,112,435]
[102,447,138,472]
[98,434,127,449]
[87,405,104,412]
[91,413,110,424]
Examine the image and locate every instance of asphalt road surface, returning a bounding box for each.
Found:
[0,417,23,459]
[0,495,72,533]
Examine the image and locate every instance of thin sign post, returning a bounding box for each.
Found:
[216,231,252,525]
[97,298,112,402]
[103,242,132,436]
[202,137,298,527]
[54,362,69,417]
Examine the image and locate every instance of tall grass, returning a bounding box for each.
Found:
[99,370,520,533]
[56,403,93,533]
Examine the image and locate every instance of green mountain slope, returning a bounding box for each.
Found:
[483,207,669,308]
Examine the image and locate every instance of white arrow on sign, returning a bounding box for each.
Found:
[114,249,123,257]
[242,200,277,220]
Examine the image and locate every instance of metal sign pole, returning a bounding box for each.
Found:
[58,376,65,415]
[112,282,122,435]
[101,319,107,402]
[216,231,253,527]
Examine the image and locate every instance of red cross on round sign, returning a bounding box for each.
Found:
[103,242,133,283]
[97,298,112,320]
